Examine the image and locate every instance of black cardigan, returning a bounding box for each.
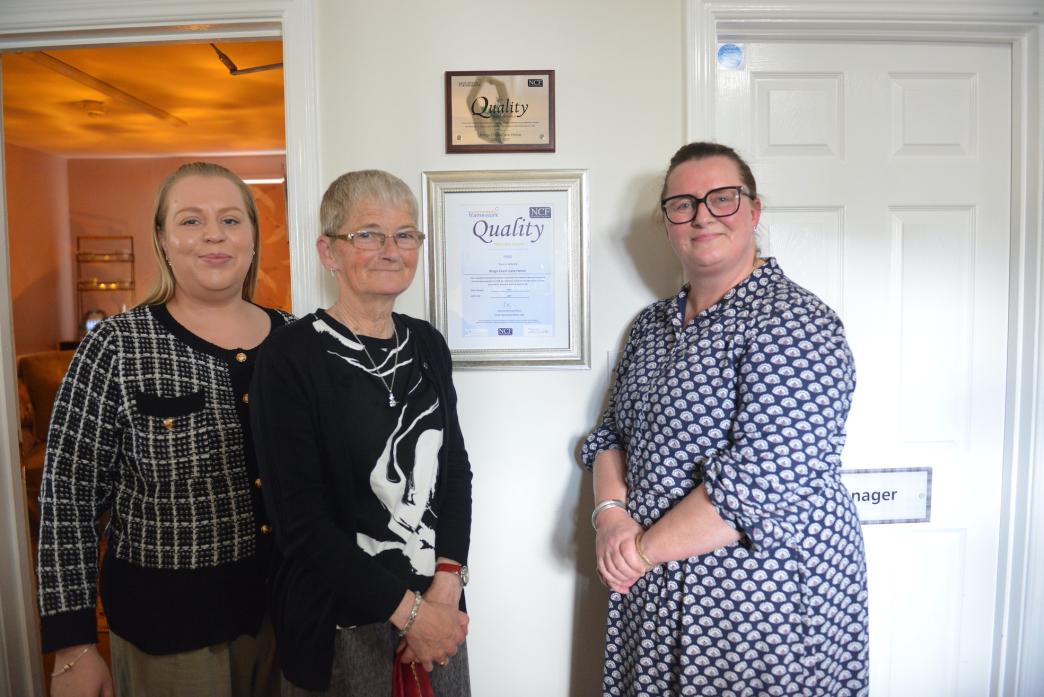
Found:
[37,304,291,655]
[250,312,473,689]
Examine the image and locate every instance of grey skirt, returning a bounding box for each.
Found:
[281,623,471,697]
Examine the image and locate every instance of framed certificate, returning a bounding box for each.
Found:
[444,71,555,153]
[423,169,589,369]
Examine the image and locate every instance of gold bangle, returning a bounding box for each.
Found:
[51,645,91,677]
[635,532,655,570]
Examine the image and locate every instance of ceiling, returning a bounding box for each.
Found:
[1,40,284,157]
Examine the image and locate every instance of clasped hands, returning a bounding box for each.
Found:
[595,507,655,594]
[396,573,468,672]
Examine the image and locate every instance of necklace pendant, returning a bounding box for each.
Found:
[388,394,397,408]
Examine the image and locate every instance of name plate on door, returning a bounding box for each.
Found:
[840,467,932,524]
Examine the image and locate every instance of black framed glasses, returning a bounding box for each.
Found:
[661,186,752,224]
[326,229,426,250]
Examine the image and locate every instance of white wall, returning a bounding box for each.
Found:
[316,1,686,694]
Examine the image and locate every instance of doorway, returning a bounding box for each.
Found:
[2,38,289,691]
[0,3,321,693]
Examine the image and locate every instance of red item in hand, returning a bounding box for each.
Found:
[392,649,435,697]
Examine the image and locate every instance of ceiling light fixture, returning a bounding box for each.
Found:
[210,44,283,76]
[78,99,107,117]
[243,177,286,185]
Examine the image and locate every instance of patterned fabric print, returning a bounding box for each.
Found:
[312,315,443,580]
[38,305,275,617]
[583,259,868,697]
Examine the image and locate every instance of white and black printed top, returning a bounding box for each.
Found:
[583,258,869,696]
[312,310,443,585]
[36,303,293,655]
[250,309,473,688]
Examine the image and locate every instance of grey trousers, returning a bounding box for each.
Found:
[110,620,279,697]
[281,624,471,697]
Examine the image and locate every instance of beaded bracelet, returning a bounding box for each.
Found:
[51,646,91,677]
[399,591,423,636]
[591,498,627,530]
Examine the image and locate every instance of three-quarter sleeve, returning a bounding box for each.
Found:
[581,312,646,469]
[701,307,856,554]
[37,325,122,652]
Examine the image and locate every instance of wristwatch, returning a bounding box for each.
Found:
[435,562,469,587]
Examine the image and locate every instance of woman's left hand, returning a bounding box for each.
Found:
[398,564,469,668]
[396,599,468,672]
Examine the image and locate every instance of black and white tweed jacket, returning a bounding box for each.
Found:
[36,303,291,646]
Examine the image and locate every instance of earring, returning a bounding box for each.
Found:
[329,268,337,277]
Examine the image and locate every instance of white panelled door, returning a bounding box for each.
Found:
[715,41,1011,696]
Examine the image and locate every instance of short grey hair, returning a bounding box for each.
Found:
[320,170,418,236]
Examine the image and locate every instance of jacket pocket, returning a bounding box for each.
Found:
[130,390,215,481]
[134,390,205,417]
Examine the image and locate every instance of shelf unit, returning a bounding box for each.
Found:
[76,235,135,328]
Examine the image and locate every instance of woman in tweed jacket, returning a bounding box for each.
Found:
[37,162,292,697]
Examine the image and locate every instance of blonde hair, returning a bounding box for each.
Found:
[139,162,260,306]
[320,170,418,237]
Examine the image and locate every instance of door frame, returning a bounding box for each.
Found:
[685,1,1044,694]
[0,1,322,693]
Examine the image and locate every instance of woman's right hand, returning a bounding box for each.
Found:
[397,597,467,672]
[595,507,648,594]
[50,645,112,697]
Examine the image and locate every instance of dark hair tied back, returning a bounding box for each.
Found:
[661,142,758,201]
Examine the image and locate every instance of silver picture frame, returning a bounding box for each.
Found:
[422,169,589,369]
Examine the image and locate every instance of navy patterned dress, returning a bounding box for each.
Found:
[583,259,869,696]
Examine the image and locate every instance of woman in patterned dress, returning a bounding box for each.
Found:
[250,170,472,695]
[583,142,869,696]
[38,162,291,697]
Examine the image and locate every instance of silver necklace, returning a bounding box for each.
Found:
[343,317,400,408]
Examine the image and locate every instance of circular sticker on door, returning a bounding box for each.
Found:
[717,43,744,70]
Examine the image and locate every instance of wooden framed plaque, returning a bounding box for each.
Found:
[445,70,555,153]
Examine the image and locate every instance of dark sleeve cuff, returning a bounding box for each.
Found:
[434,535,469,567]
[40,608,97,653]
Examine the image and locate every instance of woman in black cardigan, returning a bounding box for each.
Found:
[251,170,473,695]
[38,162,290,697]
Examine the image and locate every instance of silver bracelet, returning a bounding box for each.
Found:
[591,498,627,530]
[399,591,423,636]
